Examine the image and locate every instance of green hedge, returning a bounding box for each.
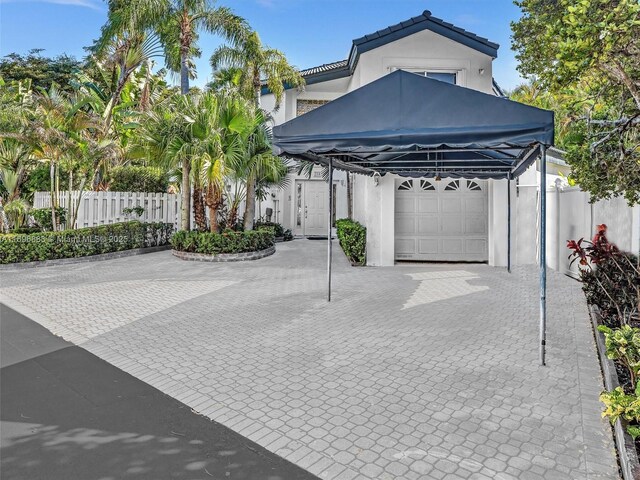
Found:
[171,229,275,255]
[336,218,366,265]
[107,166,170,193]
[0,221,173,264]
[255,221,284,237]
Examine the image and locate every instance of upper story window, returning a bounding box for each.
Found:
[296,99,329,117]
[410,71,457,84]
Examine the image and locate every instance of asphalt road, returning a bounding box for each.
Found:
[0,303,319,480]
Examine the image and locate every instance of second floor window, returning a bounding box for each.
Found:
[410,71,457,84]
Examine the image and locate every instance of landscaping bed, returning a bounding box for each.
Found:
[569,225,640,479]
[170,229,275,261]
[0,221,173,265]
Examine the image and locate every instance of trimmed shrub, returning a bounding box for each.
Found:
[107,166,170,193]
[336,218,366,266]
[171,229,275,255]
[255,220,284,237]
[0,221,173,264]
[31,207,67,231]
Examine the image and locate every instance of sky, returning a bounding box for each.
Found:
[0,0,526,91]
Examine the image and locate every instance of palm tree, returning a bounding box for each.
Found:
[203,94,248,232]
[210,33,302,229]
[137,90,235,231]
[210,30,304,107]
[100,0,249,231]
[238,108,288,230]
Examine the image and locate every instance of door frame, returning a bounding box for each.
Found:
[293,179,329,237]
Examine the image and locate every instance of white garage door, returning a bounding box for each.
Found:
[394,178,488,262]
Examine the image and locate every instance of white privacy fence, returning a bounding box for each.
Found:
[547,186,639,277]
[33,191,180,229]
[517,182,640,278]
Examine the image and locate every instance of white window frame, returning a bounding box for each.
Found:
[389,65,467,87]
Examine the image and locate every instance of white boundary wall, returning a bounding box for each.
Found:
[33,191,180,229]
[547,185,639,277]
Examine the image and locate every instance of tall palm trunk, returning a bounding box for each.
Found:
[242,68,263,231]
[206,181,222,233]
[178,49,191,230]
[243,174,256,230]
[181,159,191,230]
[193,184,207,231]
[179,27,191,230]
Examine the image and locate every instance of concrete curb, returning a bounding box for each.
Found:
[590,305,640,480]
[172,245,276,262]
[0,245,171,270]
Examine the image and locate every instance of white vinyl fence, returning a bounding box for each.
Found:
[33,191,180,229]
[548,185,640,277]
[517,182,640,278]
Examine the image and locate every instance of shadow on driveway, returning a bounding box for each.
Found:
[0,304,319,480]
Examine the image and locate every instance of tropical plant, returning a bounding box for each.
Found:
[238,108,288,230]
[99,0,249,231]
[568,224,639,326]
[210,29,304,107]
[512,0,640,205]
[600,384,640,439]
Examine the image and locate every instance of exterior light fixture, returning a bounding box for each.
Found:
[435,175,442,182]
[479,68,485,75]
[373,172,381,186]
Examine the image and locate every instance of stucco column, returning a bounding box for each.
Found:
[378,175,395,266]
[364,174,395,266]
[488,179,509,267]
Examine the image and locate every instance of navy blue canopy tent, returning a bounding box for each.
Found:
[272,70,554,365]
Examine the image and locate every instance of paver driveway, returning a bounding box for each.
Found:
[1,240,618,480]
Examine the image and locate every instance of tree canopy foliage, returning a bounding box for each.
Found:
[512,0,640,204]
[0,50,84,93]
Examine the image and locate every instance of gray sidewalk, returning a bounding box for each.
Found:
[0,240,619,479]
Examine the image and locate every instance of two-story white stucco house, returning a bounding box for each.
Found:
[260,10,565,267]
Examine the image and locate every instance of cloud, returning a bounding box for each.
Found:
[0,0,104,11]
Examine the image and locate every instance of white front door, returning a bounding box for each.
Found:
[394,178,488,262]
[294,180,328,237]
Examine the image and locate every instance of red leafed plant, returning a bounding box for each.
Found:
[568,224,639,326]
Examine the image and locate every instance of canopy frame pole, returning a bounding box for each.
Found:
[507,173,512,273]
[539,145,547,366]
[327,159,334,302]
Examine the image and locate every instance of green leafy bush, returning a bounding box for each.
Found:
[107,166,169,193]
[336,218,366,266]
[0,221,173,264]
[601,384,640,439]
[31,207,67,231]
[255,220,284,237]
[568,224,639,327]
[171,229,274,255]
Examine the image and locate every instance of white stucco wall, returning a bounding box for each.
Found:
[353,28,493,93]
[261,22,533,266]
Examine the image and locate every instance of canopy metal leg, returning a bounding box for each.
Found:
[507,174,512,273]
[327,159,334,302]
[539,146,547,366]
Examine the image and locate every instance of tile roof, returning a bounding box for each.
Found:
[349,10,499,64]
[299,60,348,78]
